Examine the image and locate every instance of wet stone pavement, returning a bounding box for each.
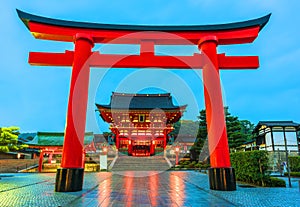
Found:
[0,171,299,207]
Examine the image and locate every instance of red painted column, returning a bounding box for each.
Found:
[128,130,132,155]
[55,33,94,192]
[82,150,86,169]
[163,131,167,149]
[175,151,179,165]
[198,36,230,168]
[150,140,155,155]
[61,34,94,168]
[198,36,236,191]
[38,150,43,173]
[48,153,53,163]
[116,133,120,149]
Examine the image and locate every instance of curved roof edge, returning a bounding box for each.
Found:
[95,103,187,111]
[111,92,171,97]
[17,9,271,32]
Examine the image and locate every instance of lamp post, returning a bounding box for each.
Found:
[175,145,180,165]
[283,128,292,188]
[100,143,108,171]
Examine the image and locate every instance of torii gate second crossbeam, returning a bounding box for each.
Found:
[17,9,270,192]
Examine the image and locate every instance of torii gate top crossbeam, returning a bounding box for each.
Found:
[17,9,270,45]
[17,10,270,69]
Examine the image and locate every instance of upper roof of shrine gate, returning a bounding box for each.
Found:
[17,9,270,45]
[96,92,187,110]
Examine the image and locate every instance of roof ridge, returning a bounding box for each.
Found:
[259,120,295,123]
[112,92,170,97]
[17,9,271,32]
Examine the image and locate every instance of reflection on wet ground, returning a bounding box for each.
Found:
[70,171,234,206]
[0,171,299,206]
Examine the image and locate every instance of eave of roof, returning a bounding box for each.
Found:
[253,121,300,133]
[17,9,270,32]
[19,132,94,146]
[257,121,300,127]
[96,92,186,110]
[96,103,187,111]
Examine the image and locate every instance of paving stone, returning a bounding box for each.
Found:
[0,171,299,206]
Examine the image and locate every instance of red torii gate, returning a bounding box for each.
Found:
[17,9,270,192]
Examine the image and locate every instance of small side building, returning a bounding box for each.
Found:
[18,132,95,172]
[252,121,300,155]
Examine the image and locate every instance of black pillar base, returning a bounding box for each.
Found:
[208,167,236,191]
[55,168,84,192]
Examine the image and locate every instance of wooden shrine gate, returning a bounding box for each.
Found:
[17,9,270,192]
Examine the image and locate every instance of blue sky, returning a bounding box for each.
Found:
[0,1,299,133]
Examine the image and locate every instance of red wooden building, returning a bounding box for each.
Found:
[96,93,186,156]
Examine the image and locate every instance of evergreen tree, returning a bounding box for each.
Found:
[225,108,246,151]
[170,120,199,137]
[189,110,208,160]
[239,120,255,141]
[0,126,27,152]
[192,107,254,158]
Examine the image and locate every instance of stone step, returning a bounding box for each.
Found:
[111,155,170,171]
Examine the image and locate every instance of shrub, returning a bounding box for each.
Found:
[288,156,300,172]
[176,160,211,170]
[284,172,300,177]
[183,160,190,165]
[179,160,184,165]
[231,151,270,186]
[265,177,286,187]
[194,163,200,168]
[188,163,195,168]
[200,163,210,170]
[204,164,210,169]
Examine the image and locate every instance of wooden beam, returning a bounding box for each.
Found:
[29,50,74,66]
[29,51,259,69]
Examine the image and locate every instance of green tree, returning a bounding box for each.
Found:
[225,108,248,151]
[192,110,207,155]
[239,120,255,141]
[192,107,253,157]
[0,126,26,152]
[170,120,199,137]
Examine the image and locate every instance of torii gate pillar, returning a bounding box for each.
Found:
[199,36,236,191]
[55,34,94,192]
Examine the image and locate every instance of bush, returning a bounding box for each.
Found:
[288,156,300,172]
[201,163,210,170]
[231,151,270,186]
[265,177,286,187]
[183,160,190,165]
[188,163,195,168]
[284,172,300,177]
[195,163,200,168]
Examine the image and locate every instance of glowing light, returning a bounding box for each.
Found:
[103,147,108,152]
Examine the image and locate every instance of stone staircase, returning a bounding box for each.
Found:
[111,154,171,172]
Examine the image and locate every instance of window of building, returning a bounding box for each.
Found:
[139,114,145,122]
